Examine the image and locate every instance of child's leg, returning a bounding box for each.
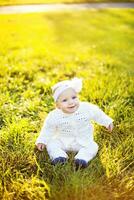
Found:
[46,139,68,161]
[74,141,98,163]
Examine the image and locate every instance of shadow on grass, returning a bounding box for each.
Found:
[34,144,134,200]
[34,145,106,189]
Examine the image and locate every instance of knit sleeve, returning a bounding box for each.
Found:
[84,102,113,128]
[35,112,57,145]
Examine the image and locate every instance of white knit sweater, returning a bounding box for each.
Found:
[35,102,113,147]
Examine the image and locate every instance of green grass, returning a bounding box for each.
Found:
[0,9,134,200]
[0,0,134,6]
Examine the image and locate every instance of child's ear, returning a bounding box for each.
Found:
[56,102,60,109]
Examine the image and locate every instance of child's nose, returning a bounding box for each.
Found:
[68,99,73,104]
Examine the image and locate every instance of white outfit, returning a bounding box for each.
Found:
[36,102,113,162]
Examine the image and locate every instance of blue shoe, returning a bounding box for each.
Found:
[75,159,88,169]
[51,157,67,165]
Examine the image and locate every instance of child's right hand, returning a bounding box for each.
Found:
[36,143,46,151]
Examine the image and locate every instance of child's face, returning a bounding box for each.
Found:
[56,88,79,114]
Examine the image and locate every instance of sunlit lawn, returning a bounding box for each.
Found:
[0,0,134,6]
[0,9,134,200]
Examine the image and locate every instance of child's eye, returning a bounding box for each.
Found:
[62,99,67,102]
[72,96,77,99]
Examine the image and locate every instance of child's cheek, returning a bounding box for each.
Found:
[62,102,66,108]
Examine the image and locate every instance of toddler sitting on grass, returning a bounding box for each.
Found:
[35,78,113,169]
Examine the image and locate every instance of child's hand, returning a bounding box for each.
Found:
[36,143,46,151]
[107,123,114,132]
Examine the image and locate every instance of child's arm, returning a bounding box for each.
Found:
[90,104,114,131]
[35,113,56,151]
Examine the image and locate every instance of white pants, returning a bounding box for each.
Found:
[46,139,98,163]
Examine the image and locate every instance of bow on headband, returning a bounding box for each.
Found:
[52,77,82,102]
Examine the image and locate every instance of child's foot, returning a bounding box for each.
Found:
[74,159,88,169]
[51,157,67,165]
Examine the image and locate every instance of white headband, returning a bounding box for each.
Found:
[51,77,82,102]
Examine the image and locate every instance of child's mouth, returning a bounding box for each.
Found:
[68,105,76,109]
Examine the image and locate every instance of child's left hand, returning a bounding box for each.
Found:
[107,123,114,132]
